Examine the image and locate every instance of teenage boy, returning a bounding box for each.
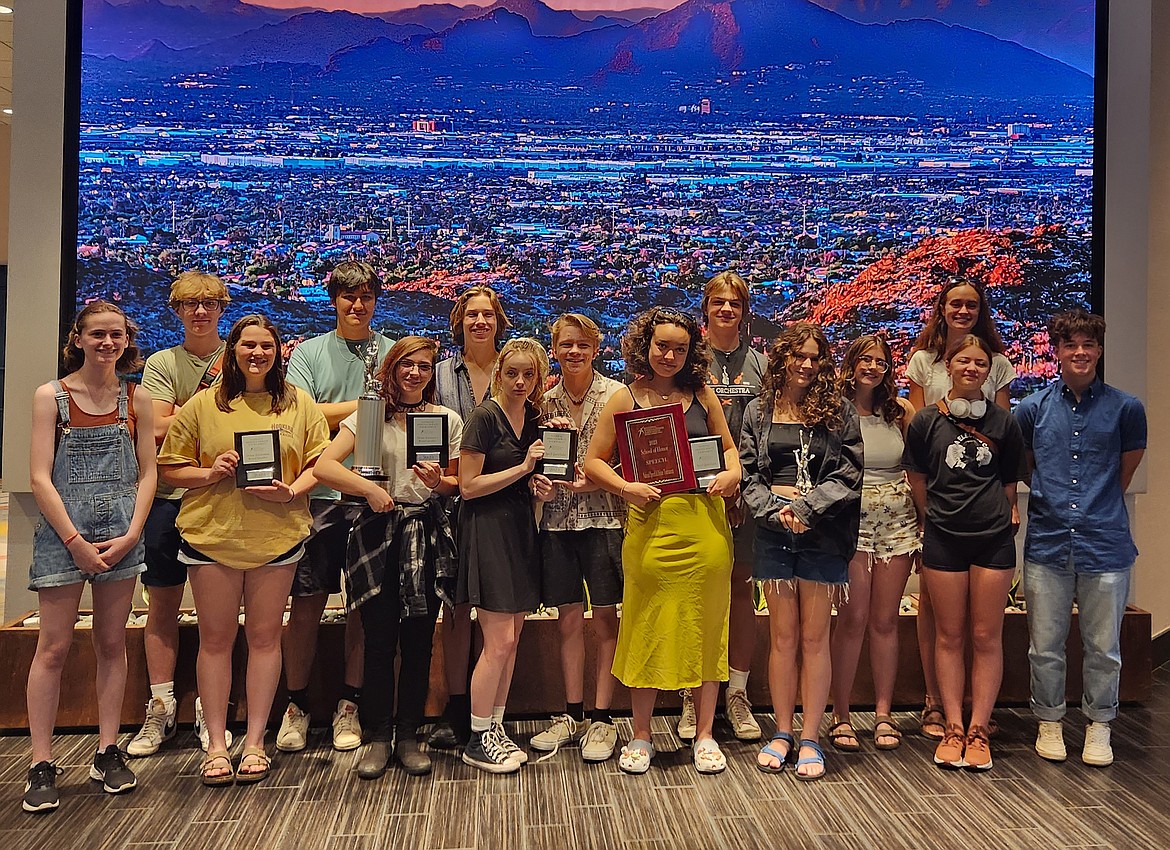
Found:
[278,261,393,752]
[1016,308,1147,767]
[128,272,231,756]
[529,314,627,761]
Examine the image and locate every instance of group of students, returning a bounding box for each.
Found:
[21,266,1147,813]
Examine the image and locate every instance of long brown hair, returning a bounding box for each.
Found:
[377,336,439,416]
[762,322,843,430]
[216,315,295,413]
[840,334,903,426]
[449,285,512,349]
[913,277,1006,361]
[62,300,143,374]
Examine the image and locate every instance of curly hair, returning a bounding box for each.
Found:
[492,337,550,408]
[62,300,143,374]
[216,314,295,414]
[376,336,439,416]
[1047,307,1105,348]
[913,277,1007,362]
[840,334,903,426]
[621,307,711,393]
[761,322,843,430]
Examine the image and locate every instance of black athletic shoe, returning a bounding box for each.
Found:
[23,761,62,813]
[90,745,137,794]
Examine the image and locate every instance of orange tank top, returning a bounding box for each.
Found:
[60,382,139,440]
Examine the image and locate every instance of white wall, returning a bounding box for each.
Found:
[4,1,1167,634]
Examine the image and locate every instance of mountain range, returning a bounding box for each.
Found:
[83,0,1092,117]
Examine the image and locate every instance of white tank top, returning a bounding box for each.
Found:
[860,414,905,486]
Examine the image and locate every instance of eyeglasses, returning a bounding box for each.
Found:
[857,355,890,373]
[176,299,225,313]
[397,360,434,375]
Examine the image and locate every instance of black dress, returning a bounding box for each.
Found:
[457,399,541,613]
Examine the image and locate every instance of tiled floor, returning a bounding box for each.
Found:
[1,674,1169,850]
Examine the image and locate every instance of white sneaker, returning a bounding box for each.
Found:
[677,689,697,739]
[580,721,618,762]
[276,703,310,752]
[332,699,363,751]
[194,697,234,753]
[126,697,176,757]
[492,721,528,764]
[1034,720,1066,762]
[725,688,762,741]
[530,714,588,752]
[1082,722,1113,767]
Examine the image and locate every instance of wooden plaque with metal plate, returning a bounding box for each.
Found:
[613,403,697,495]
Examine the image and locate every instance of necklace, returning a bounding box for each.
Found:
[396,398,427,413]
[563,375,594,406]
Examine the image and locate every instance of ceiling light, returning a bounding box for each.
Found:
[0,7,13,14]
[2,109,11,115]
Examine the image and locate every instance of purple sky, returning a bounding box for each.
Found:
[243,1,677,10]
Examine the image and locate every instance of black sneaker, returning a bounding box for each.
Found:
[23,761,62,813]
[89,745,137,794]
[462,728,520,774]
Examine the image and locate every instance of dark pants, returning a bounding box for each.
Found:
[357,576,440,742]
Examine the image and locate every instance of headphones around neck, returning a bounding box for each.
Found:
[947,397,987,419]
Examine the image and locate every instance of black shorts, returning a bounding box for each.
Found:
[142,498,185,588]
[539,528,624,608]
[291,500,359,597]
[922,521,1016,572]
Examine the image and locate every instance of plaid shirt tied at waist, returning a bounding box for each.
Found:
[345,497,457,616]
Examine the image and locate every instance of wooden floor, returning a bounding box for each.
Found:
[3,667,1170,850]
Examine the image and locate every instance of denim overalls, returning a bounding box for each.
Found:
[29,380,146,590]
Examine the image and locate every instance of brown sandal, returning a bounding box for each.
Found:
[201,750,234,787]
[828,718,861,752]
[919,701,945,740]
[873,715,903,751]
[236,746,270,784]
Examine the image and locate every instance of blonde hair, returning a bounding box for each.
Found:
[491,337,550,407]
[169,271,231,307]
[450,285,512,348]
[701,270,750,321]
[550,313,601,349]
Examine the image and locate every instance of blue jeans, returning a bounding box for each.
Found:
[1024,559,1131,723]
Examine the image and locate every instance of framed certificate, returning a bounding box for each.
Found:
[234,430,282,488]
[613,403,697,495]
[537,427,577,481]
[407,412,449,466]
[689,435,726,490]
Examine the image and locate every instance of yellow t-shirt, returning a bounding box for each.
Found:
[157,386,330,569]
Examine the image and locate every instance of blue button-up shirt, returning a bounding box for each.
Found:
[1015,378,1147,572]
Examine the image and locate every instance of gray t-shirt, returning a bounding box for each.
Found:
[286,330,394,500]
[708,342,767,441]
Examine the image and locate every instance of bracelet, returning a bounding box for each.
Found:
[63,532,80,546]
[619,484,628,499]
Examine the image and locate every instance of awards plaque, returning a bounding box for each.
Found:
[234,430,282,488]
[689,435,726,490]
[613,403,697,495]
[407,412,449,466]
[536,427,577,481]
[343,337,390,503]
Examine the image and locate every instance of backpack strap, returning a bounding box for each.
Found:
[935,400,998,454]
[197,351,225,393]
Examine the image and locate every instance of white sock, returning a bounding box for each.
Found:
[492,706,506,726]
[728,668,749,692]
[470,713,492,734]
[150,682,176,711]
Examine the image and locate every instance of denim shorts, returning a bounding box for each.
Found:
[540,528,624,607]
[753,524,849,586]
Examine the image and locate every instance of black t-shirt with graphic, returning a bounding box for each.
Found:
[902,404,1026,538]
[708,342,767,442]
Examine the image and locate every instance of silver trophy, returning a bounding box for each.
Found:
[794,428,815,497]
[347,337,390,500]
